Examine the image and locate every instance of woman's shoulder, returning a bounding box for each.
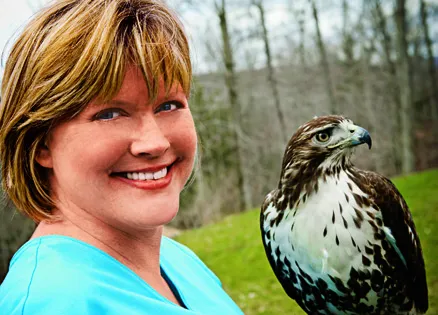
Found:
[159,238,243,314]
[7,235,122,274]
[160,237,221,285]
[161,236,196,257]
[0,235,138,314]
[2,236,106,281]
[0,235,242,315]
[0,237,79,313]
[161,236,207,261]
[161,236,210,268]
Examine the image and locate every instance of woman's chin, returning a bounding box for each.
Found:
[126,203,180,231]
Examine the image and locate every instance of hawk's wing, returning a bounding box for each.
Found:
[260,190,304,309]
[353,170,428,313]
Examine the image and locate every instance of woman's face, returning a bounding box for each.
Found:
[37,66,197,231]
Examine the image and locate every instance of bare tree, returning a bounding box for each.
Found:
[370,0,402,173]
[357,3,383,172]
[309,0,338,114]
[297,9,306,67]
[419,0,438,120]
[342,0,354,64]
[216,0,251,211]
[289,7,307,67]
[371,0,397,75]
[252,0,288,144]
[394,0,415,173]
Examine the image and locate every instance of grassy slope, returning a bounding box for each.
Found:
[175,169,438,315]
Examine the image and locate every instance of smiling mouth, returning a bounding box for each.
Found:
[112,163,174,181]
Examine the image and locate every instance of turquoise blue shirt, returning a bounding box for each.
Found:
[0,235,243,314]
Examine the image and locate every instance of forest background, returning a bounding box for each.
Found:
[0,0,437,283]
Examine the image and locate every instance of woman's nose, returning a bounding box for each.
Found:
[129,118,170,158]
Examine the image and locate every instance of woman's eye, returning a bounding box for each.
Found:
[156,101,181,113]
[94,109,122,121]
[316,132,330,142]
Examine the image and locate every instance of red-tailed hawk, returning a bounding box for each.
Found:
[261,115,428,314]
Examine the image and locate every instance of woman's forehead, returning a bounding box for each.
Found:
[87,67,186,109]
[114,66,185,97]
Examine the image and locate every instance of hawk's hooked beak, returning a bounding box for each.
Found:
[348,126,372,149]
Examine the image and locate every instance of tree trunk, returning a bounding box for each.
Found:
[254,0,288,144]
[309,0,337,114]
[357,7,379,172]
[296,9,306,67]
[217,0,251,211]
[394,0,415,173]
[372,0,397,76]
[342,0,354,64]
[420,0,438,120]
[371,0,402,173]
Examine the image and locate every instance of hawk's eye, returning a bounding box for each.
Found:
[315,132,330,143]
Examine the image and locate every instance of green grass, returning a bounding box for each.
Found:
[175,169,438,314]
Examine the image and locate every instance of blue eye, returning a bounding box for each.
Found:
[157,101,181,113]
[94,110,122,121]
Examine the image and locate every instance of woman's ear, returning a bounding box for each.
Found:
[35,143,53,168]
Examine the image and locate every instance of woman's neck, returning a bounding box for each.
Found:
[32,214,163,275]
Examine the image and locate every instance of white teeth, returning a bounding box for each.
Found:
[154,168,168,179]
[153,169,162,180]
[125,167,168,181]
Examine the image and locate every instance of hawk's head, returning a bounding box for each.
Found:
[280,115,371,184]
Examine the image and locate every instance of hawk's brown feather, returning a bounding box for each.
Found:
[349,169,428,312]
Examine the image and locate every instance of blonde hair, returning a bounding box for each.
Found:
[0,0,192,222]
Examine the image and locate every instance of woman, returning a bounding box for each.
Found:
[0,0,243,314]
